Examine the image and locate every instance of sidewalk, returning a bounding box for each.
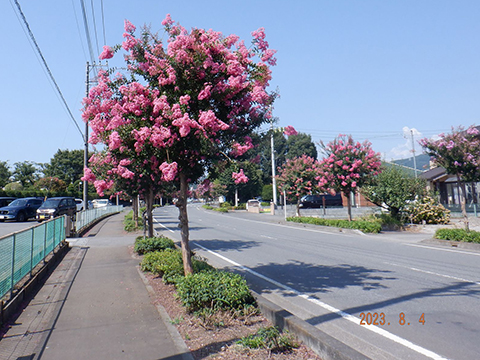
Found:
[0,212,192,360]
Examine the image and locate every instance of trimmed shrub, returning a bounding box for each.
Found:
[405,196,450,224]
[435,228,480,243]
[176,270,255,312]
[140,249,214,284]
[134,235,176,255]
[287,216,382,233]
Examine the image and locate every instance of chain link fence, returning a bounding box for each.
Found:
[0,217,65,299]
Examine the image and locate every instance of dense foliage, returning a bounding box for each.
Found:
[286,216,382,233]
[405,196,450,224]
[435,228,480,243]
[134,235,176,254]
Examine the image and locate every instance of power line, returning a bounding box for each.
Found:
[80,0,96,64]
[100,0,106,45]
[90,0,101,56]
[11,0,84,139]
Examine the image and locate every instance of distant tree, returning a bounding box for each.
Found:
[261,184,273,202]
[0,161,11,188]
[35,177,67,194]
[4,182,23,192]
[214,161,263,203]
[420,125,480,230]
[43,149,85,185]
[361,165,427,220]
[12,161,41,188]
[286,133,318,160]
[276,155,324,216]
[319,134,382,221]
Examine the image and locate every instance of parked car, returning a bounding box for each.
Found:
[36,197,77,222]
[0,197,44,222]
[92,199,112,208]
[0,197,16,208]
[74,198,93,211]
[299,193,343,208]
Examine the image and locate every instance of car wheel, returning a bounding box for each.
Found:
[16,212,26,222]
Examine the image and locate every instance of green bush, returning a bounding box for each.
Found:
[435,228,480,243]
[405,196,450,224]
[176,270,255,312]
[220,201,231,208]
[124,210,143,232]
[140,249,214,284]
[202,204,214,210]
[134,235,176,255]
[287,216,382,233]
[214,207,229,213]
[237,326,298,352]
[234,203,246,210]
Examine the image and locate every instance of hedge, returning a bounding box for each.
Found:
[434,228,480,243]
[287,216,382,233]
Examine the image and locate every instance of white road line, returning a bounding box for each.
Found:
[385,262,480,286]
[405,243,480,256]
[192,241,448,360]
[153,217,175,233]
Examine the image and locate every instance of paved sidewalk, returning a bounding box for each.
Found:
[0,212,192,360]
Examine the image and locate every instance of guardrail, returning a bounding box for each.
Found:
[0,217,65,299]
[75,205,123,233]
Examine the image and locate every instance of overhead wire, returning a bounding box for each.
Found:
[90,0,101,56]
[11,0,84,139]
[100,0,106,45]
[80,0,96,65]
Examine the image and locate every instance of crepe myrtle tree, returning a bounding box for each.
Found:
[82,16,276,274]
[420,125,480,231]
[319,134,382,221]
[276,155,324,216]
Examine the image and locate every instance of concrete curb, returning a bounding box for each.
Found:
[252,290,370,360]
[420,238,480,251]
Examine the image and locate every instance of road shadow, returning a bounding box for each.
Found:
[193,238,260,252]
[240,260,395,295]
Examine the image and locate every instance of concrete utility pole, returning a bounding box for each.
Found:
[83,62,90,211]
[271,121,277,206]
[411,129,418,178]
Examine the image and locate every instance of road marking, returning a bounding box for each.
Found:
[260,235,276,240]
[192,241,448,360]
[385,262,480,286]
[153,217,174,233]
[406,243,480,256]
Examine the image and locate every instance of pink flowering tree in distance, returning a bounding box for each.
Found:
[319,134,382,221]
[276,155,324,216]
[82,16,276,274]
[420,125,480,230]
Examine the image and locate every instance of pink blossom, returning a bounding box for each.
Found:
[232,169,249,184]
[159,162,178,181]
[231,136,254,157]
[99,46,114,60]
[284,126,298,136]
[81,167,96,182]
[108,131,122,150]
[179,95,190,105]
[198,85,212,100]
[124,20,136,33]
[161,14,174,27]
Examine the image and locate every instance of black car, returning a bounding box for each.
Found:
[299,193,343,208]
[0,197,44,222]
[36,197,77,222]
[0,197,16,208]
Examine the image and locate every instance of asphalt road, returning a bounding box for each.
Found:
[152,204,480,360]
[0,219,39,238]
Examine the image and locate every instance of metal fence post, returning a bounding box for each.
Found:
[10,234,16,299]
[44,222,47,264]
[30,229,35,278]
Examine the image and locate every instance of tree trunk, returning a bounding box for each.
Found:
[133,195,138,228]
[177,173,194,275]
[145,187,154,237]
[296,199,301,217]
[346,191,352,221]
[457,174,470,231]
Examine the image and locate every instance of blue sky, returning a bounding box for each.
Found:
[3,0,480,168]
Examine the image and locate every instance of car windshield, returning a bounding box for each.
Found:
[42,199,61,207]
[8,199,27,207]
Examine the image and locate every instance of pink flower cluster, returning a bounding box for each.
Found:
[160,162,178,181]
[232,169,249,184]
[283,126,298,136]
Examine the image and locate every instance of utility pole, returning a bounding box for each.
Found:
[411,129,418,178]
[83,62,90,211]
[271,121,277,206]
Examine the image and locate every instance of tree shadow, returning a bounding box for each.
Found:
[243,260,395,295]
[192,239,260,252]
